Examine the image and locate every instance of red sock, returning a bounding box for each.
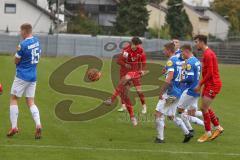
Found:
[203,112,211,132]
[208,108,219,127]
[138,92,145,105]
[111,83,124,102]
[126,103,134,118]
[123,95,134,118]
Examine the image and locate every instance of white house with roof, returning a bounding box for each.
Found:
[0,0,57,34]
[147,3,167,29]
[160,0,230,40]
[204,10,230,40]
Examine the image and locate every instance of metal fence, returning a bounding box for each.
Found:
[0,33,239,64]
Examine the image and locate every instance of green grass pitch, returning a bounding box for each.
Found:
[0,55,240,160]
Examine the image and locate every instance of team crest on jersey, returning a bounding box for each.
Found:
[123,51,129,58]
[182,63,187,69]
[16,44,21,51]
[166,60,173,67]
[187,64,191,70]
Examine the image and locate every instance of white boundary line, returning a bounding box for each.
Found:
[1,144,240,157]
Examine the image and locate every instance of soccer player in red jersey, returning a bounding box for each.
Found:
[116,40,147,114]
[194,35,224,142]
[104,37,148,125]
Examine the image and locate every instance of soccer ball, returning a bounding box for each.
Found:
[87,68,101,81]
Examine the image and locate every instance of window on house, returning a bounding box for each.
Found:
[5,3,16,14]
[99,5,117,13]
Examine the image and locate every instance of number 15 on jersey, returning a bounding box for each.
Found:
[31,47,40,64]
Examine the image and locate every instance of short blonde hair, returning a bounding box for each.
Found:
[20,23,32,34]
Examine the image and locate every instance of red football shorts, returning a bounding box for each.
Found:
[126,71,141,80]
[202,85,222,99]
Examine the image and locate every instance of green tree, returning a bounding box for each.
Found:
[149,24,171,39]
[166,0,193,39]
[211,0,240,33]
[114,0,149,36]
[148,0,164,4]
[67,15,102,35]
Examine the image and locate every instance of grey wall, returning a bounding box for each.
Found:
[0,33,166,57]
[0,33,239,64]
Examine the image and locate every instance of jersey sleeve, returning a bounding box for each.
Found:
[165,60,174,73]
[186,61,194,76]
[15,43,24,58]
[182,61,194,83]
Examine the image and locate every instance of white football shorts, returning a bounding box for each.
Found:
[11,77,36,98]
[178,90,199,110]
[155,93,179,116]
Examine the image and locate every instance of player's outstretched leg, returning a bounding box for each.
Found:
[155,112,165,143]
[104,76,129,106]
[187,109,204,126]
[27,98,42,139]
[180,112,194,132]
[188,115,204,126]
[182,110,204,134]
[7,95,19,137]
[174,115,194,143]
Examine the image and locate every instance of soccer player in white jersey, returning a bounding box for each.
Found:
[7,23,42,139]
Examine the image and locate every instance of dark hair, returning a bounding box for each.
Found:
[181,44,192,52]
[172,37,179,40]
[164,42,175,52]
[20,23,32,34]
[194,35,208,44]
[131,37,142,45]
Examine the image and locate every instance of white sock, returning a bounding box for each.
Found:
[30,105,41,128]
[142,104,147,108]
[173,117,190,135]
[156,116,165,140]
[122,104,126,109]
[10,105,19,129]
[189,116,204,126]
[195,111,203,117]
[181,113,193,130]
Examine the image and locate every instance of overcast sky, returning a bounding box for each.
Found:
[183,0,213,7]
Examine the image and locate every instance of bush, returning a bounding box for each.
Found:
[67,16,102,35]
